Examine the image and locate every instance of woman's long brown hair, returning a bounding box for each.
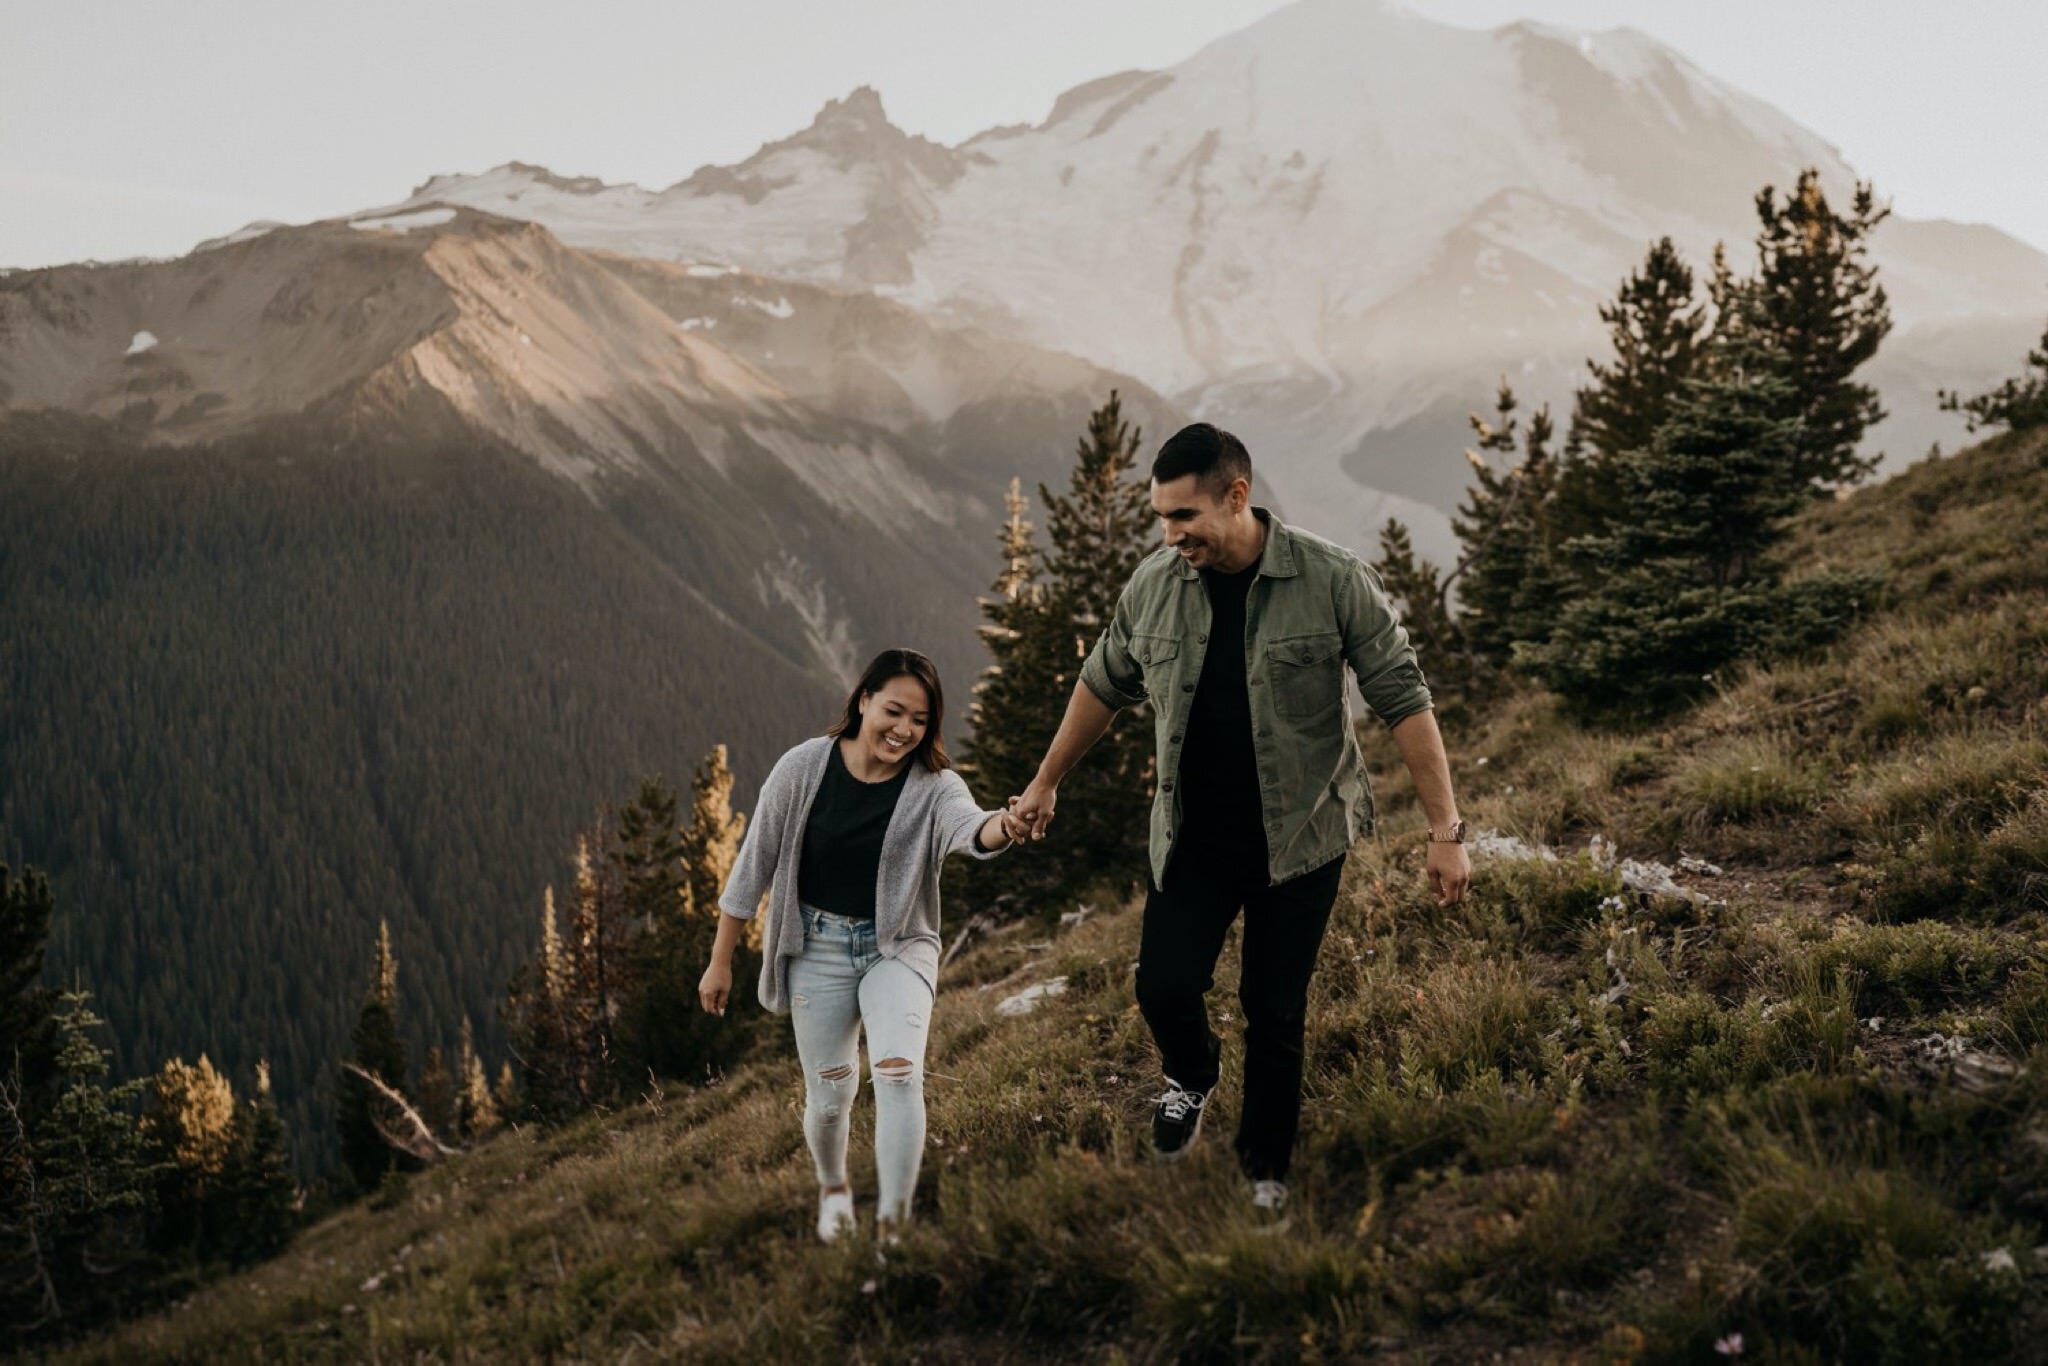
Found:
[826,648,952,773]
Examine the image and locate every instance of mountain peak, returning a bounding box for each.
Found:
[810,85,891,131]
[691,82,962,191]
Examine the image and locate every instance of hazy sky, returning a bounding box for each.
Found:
[4,0,2042,269]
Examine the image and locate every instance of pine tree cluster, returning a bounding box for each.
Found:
[500,748,768,1121]
[958,391,1159,922]
[1378,169,1893,720]
[1,863,297,1342]
[1940,319,2048,435]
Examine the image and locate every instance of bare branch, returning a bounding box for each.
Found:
[341,1062,458,1164]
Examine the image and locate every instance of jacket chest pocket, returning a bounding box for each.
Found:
[1267,631,1344,719]
[1131,632,1181,705]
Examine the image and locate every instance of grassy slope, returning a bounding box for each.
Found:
[63,432,2048,1364]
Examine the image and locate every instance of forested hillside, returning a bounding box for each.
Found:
[58,424,2048,1362]
[0,405,970,1170]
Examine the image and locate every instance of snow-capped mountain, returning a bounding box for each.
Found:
[379,0,2047,550]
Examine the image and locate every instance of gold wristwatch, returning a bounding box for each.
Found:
[1427,820,1468,844]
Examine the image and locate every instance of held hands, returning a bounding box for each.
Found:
[997,804,1033,845]
[1006,778,1058,843]
[697,958,733,1016]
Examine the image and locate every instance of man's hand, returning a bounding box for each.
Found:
[1009,779,1058,841]
[1425,839,1471,908]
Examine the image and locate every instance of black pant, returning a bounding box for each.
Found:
[1134,837,1343,1181]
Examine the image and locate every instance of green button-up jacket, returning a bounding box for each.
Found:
[1079,508,1433,889]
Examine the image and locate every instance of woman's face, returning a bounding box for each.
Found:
[857,674,931,768]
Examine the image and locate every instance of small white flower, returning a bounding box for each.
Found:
[1714,1332,1744,1356]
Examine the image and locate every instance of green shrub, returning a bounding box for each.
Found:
[1641,991,1784,1095]
[1798,920,2025,1018]
[1719,1148,2024,1362]
[1641,967,1857,1098]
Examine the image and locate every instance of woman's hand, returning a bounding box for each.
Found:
[1000,804,1033,845]
[698,957,734,1016]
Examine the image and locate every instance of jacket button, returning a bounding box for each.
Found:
[1197,634,1208,644]
[1182,683,1193,693]
[1162,781,1175,793]
[1170,733,1183,744]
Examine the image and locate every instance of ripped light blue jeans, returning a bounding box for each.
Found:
[786,906,934,1223]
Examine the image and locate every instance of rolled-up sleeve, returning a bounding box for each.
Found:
[1340,556,1433,729]
[1078,583,1149,712]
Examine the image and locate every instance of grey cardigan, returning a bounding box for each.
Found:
[718,736,1008,1013]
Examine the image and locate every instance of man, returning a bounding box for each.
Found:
[1008,423,1470,1224]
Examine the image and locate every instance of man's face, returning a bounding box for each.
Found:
[1151,473,1247,570]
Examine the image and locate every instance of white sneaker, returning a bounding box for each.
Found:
[1250,1179,1291,1232]
[817,1189,856,1243]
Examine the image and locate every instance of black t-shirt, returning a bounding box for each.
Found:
[1177,560,1268,862]
[796,741,911,920]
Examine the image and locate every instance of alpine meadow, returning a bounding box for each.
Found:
[4,0,2047,1358]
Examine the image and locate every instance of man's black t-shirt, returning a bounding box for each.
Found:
[1176,560,1268,864]
[796,741,910,920]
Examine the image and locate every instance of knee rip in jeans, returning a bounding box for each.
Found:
[814,1062,855,1116]
[873,1056,918,1087]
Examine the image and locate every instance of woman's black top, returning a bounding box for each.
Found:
[796,740,912,920]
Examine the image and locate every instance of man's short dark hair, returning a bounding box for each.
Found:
[1151,422,1252,497]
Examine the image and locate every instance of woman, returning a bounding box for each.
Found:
[697,648,1020,1241]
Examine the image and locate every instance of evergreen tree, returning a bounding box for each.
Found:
[140,1053,237,1252]
[677,748,748,943]
[1370,519,1457,685]
[965,391,1157,920]
[1446,382,1565,668]
[504,888,579,1120]
[566,836,607,1098]
[218,1060,295,1266]
[1522,358,1854,719]
[491,1062,519,1123]
[1940,319,2048,433]
[0,863,59,1103]
[3,990,152,1328]
[454,1017,499,1141]
[960,477,1064,918]
[1725,169,1893,490]
[1560,237,1706,543]
[614,777,684,928]
[336,920,411,1192]
[617,750,767,1088]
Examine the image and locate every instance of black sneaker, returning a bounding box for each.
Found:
[1151,1077,1208,1160]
